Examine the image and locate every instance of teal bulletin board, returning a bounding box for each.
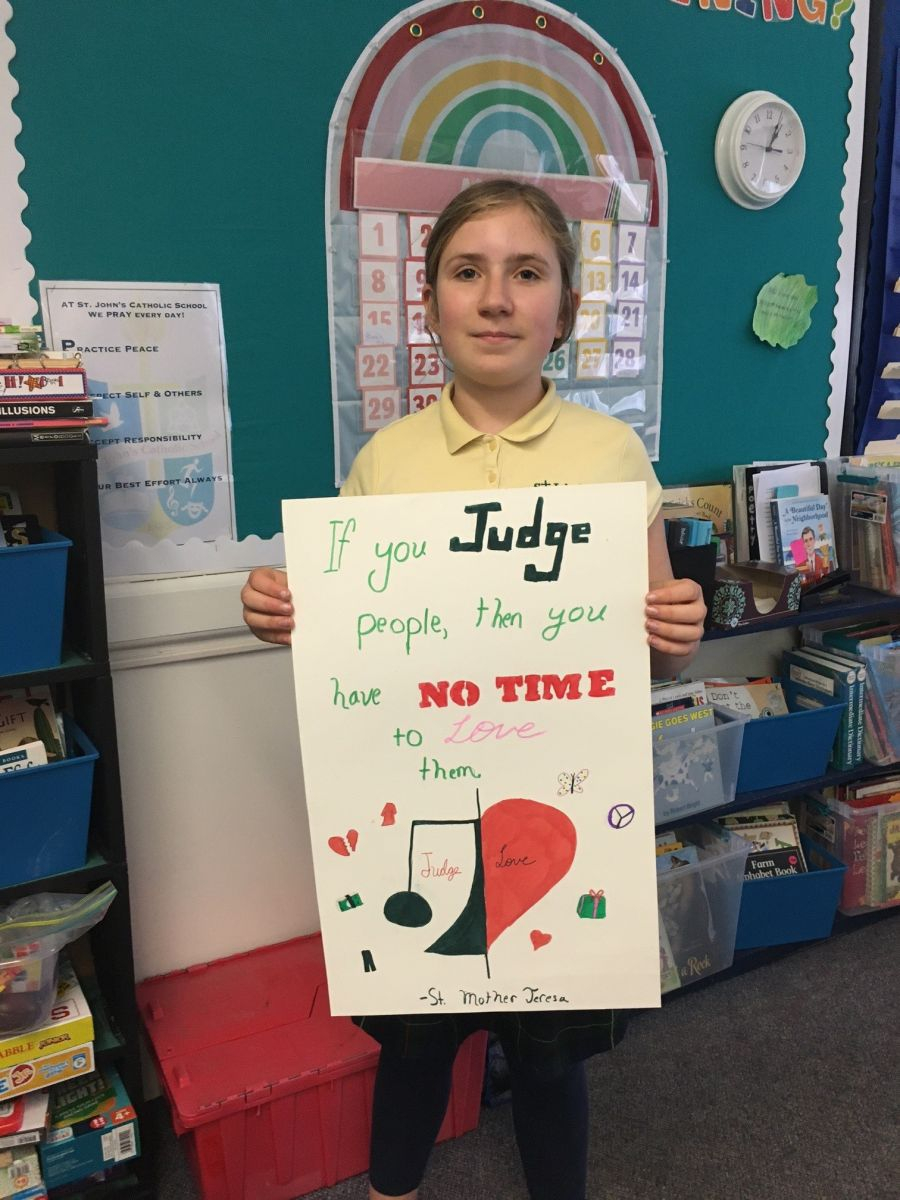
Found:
[8,0,857,539]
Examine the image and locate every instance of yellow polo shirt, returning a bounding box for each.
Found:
[341,381,662,525]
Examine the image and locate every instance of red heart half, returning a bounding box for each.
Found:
[481,799,576,950]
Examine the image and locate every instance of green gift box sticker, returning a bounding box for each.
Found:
[753,274,817,348]
[338,892,363,912]
[576,890,606,919]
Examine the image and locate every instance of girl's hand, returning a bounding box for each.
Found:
[645,578,706,659]
[241,567,294,646]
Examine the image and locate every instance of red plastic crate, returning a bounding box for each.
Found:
[137,934,486,1200]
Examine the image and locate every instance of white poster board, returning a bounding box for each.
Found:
[39,281,235,576]
[283,482,660,1016]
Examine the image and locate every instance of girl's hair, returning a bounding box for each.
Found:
[424,179,577,352]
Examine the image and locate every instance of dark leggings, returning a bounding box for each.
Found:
[369,1040,589,1199]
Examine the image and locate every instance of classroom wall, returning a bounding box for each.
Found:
[0,1,872,978]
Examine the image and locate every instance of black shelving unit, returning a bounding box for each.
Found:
[0,441,152,1199]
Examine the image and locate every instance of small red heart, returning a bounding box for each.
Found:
[530,930,552,951]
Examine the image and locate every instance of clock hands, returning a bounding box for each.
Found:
[765,110,784,152]
[745,142,783,154]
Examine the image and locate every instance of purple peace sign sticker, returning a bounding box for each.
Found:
[607,803,635,830]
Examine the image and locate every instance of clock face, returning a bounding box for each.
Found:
[715,92,806,209]
[737,99,805,200]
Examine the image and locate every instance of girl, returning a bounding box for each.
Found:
[242,180,705,1200]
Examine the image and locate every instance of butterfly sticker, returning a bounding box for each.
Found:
[558,769,589,796]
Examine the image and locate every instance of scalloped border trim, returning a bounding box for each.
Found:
[0,0,35,323]
[826,0,870,457]
[101,532,285,580]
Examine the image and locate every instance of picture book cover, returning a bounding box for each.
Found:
[769,494,837,584]
[744,847,806,879]
[0,688,63,762]
[651,706,724,819]
[705,679,788,719]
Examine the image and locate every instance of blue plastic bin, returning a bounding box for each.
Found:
[717,699,846,793]
[0,719,98,887]
[735,836,847,950]
[0,528,71,674]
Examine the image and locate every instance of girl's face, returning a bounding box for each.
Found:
[424,204,572,399]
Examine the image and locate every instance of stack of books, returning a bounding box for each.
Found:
[802,620,898,766]
[0,333,105,447]
[732,459,839,587]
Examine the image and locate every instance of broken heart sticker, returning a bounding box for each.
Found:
[328,829,359,857]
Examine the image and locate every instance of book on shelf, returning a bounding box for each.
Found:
[704,678,789,719]
[0,514,42,547]
[650,679,708,714]
[0,427,91,446]
[716,805,807,879]
[0,742,48,773]
[652,704,725,817]
[0,400,93,421]
[782,648,862,769]
[841,474,900,593]
[0,688,64,763]
[769,492,837,584]
[733,460,828,563]
[0,369,87,401]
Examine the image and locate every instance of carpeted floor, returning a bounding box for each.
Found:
[150,914,898,1200]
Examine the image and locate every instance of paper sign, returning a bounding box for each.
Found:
[752,273,818,348]
[38,281,235,573]
[283,483,660,1016]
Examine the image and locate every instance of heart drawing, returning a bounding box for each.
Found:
[328,829,359,857]
[530,930,552,951]
[481,798,576,950]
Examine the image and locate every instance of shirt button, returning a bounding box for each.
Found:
[487,471,497,484]
[485,438,496,451]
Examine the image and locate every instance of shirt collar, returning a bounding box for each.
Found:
[438,380,562,454]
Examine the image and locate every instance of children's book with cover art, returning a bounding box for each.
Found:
[0,688,63,761]
[651,705,724,819]
[769,494,837,584]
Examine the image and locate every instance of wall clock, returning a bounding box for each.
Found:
[715,91,806,210]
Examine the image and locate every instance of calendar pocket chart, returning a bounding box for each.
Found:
[326,0,668,486]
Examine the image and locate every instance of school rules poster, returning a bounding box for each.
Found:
[283,482,659,1015]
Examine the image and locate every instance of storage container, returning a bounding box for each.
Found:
[798,793,900,914]
[716,697,845,794]
[657,823,750,988]
[0,948,59,1037]
[0,529,71,675]
[0,719,98,888]
[734,835,847,949]
[138,934,486,1200]
[652,708,745,823]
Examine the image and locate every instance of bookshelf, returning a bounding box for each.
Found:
[0,441,152,1199]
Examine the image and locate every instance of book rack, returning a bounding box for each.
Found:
[0,442,153,1199]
